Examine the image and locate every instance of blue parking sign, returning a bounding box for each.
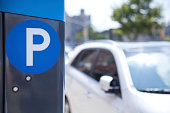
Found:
[6,20,61,74]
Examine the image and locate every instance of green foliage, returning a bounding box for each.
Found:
[75,26,105,40]
[88,26,105,40]
[75,30,83,40]
[112,29,124,35]
[112,0,162,38]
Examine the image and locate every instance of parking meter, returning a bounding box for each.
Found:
[0,0,64,113]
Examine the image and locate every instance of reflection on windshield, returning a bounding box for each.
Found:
[125,47,170,91]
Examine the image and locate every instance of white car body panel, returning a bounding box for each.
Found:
[65,40,170,113]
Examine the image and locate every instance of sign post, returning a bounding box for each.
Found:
[0,0,64,113]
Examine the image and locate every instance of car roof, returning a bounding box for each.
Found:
[83,40,170,50]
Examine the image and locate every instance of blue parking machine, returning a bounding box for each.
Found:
[0,0,65,113]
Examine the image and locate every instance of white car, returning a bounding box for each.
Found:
[65,40,170,113]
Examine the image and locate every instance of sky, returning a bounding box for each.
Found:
[65,0,170,32]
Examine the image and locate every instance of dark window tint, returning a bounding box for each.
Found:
[92,49,118,81]
[71,51,84,67]
[72,49,98,75]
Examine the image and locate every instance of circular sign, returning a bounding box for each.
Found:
[6,20,61,74]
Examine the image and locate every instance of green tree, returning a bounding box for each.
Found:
[75,26,107,41]
[112,0,162,40]
[75,30,83,41]
[88,26,105,40]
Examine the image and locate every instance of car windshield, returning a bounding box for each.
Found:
[124,46,170,92]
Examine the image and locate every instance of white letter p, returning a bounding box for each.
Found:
[26,28,50,66]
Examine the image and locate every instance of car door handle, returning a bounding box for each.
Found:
[85,91,92,98]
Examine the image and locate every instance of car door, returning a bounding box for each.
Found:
[65,48,99,113]
[84,49,124,113]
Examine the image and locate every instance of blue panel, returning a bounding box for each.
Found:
[0,0,64,21]
[0,12,3,113]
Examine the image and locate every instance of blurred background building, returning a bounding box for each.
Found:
[65,0,170,49]
[164,24,170,41]
[65,9,91,47]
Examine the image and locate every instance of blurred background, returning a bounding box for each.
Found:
[64,1,170,113]
[65,0,170,47]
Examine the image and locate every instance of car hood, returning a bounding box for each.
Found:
[127,90,170,113]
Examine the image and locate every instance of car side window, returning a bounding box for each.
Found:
[71,49,98,75]
[91,49,118,81]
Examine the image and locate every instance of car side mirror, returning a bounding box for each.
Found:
[99,76,113,92]
[99,75,120,94]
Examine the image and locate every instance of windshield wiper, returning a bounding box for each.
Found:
[139,88,170,94]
